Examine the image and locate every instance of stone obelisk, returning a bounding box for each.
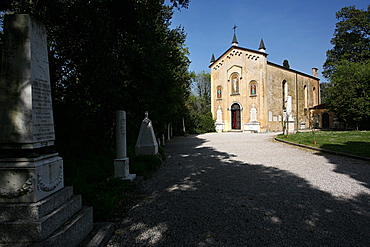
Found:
[0,14,106,246]
[0,14,63,203]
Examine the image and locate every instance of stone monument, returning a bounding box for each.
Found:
[215,106,225,133]
[114,111,136,181]
[284,96,296,135]
[135,111,158,155]
[244,104,261,133]
[0,14,112,246]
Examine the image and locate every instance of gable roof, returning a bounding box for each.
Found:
[209,45,319,80]
[267,61,319,80]
[209,46,267,68]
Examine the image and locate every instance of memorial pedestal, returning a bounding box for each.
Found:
[0,186,93,246]
[244,121,261,133]
[0,153,64,203]
[215,122,224,133]
[114,158,136,181]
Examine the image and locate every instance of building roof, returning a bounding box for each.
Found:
[209,45,267,68]
[267,61,319,80]
[310,103,327,109]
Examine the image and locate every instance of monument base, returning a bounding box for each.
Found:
[114,158,136,181]
[0,186,93,246]
[215,122,224,133]
[135,144,159,156]
[0,153,64,203]
[284,121,296,135]
[244,121,261,133]
[121,173,137,182]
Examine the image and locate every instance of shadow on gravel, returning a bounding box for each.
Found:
[109,135,370,247]
[315,142,370,190]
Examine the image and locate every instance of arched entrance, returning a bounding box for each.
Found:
[231,103,241,130]
[322,112,330,129]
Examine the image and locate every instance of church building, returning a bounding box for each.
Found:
[210,33,320,133]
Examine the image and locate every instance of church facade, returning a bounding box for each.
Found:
[210,34,320,133]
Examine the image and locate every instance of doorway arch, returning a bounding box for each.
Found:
[322,112,330,129]
[231,103,241,130]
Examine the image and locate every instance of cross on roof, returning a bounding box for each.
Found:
[232,25,237,33]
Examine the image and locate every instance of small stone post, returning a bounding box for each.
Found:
[114,111,136,181]
[167,123,171,140]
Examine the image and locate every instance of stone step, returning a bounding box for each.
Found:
[79,222,115,247]
[0,194,82,243]
[36,206,93,247]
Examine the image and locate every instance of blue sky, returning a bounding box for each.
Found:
[168,0,368,82]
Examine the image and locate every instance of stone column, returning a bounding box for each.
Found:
[114,111,136,181]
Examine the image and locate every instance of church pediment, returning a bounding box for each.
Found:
[210,46,267,71]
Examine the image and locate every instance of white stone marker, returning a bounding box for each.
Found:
[284,96,296,135]
[244,104,260,133]
[215,106,224,133]
[135,112,158,155]
[114,111,136,181]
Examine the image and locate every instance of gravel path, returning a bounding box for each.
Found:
[107,132,370,246]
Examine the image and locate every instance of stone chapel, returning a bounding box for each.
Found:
[210,33,320,133]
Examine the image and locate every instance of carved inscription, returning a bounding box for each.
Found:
[32,78,55,142]
[30,17,55,144]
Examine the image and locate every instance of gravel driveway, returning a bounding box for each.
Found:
[107,132,370,246]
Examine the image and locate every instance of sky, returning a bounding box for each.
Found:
[167,0,369,82]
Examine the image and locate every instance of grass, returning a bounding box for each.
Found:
[277,131,370,158]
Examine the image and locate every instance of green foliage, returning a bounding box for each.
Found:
[323,5,370,129]
[325,60,370,128]
[130,154,163,178]
[185,71,215,134]
[63,153,127,222]
[89,178,129,222]
[323,5,370,78]
[277,131,370,158]
[189,111,215,134]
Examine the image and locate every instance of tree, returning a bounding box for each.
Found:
[186,71,215,134]
[192,71,211,113]
[323,5,370,129]
[0,0,192,155]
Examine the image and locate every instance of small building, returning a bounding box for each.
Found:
[310,104,343,130]
[210,33,320,133]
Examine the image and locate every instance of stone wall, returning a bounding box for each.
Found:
[210,45,320,133]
